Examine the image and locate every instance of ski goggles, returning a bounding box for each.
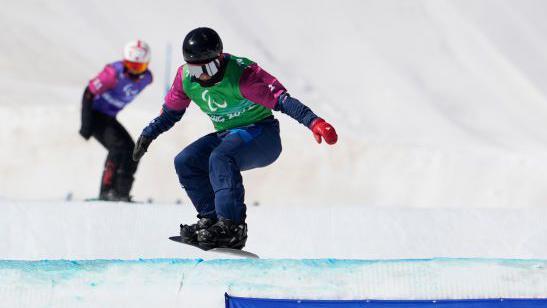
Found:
[187,59,221,79]
[123,60,148,74]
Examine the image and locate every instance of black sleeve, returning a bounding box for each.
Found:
[274,93,319,128]
[141,105,185,140]
[80,87,95,137]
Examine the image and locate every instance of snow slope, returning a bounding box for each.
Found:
[2,1,547,306]
[3,200,547,260]
[1,200,547,307]
[2,0,547,208]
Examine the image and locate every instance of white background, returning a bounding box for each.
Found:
[2,0,547,209]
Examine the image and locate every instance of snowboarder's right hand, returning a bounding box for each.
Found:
[133,135,152,161]
[310,119,338,145]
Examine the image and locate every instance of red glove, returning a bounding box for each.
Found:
[310,119,338,145]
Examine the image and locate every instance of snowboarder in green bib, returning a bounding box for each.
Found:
[133,27,337,250]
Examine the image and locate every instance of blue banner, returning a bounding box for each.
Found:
[225,294,547,308]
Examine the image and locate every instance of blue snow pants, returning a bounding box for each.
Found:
[174,117,282,224]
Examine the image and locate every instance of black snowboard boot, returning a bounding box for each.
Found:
[196,218,247,250]
[99,189,132,202]
[99,189,114,201]
[180,218,216,244]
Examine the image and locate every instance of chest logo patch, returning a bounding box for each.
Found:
[123,84,139,97]
[202,89,228,112]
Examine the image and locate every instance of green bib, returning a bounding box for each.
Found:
[182,55,273,131]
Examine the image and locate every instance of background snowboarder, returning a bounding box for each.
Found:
[79,40,153,201]
[133,27,337,249]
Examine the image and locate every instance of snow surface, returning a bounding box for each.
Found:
[3,200,547,260]
[1,258,547,307]
[1,200,547,307]
[2,0,547,307]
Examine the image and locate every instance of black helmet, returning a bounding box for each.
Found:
[183,27,223,64]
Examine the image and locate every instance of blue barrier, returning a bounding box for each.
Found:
[225,294,547,308]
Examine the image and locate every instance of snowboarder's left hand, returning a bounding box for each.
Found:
[310,119,338,145]
[133,135,152,161]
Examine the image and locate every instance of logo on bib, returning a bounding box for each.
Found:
[202,90,228,112]
[123,84,139,97]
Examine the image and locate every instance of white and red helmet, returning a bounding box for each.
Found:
[123,40,150,74]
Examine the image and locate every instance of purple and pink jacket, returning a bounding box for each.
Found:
[142,54,318,139]
[164,60,285,112]
[88,61,153,117]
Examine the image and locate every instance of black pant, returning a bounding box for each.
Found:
[90,111,138,197]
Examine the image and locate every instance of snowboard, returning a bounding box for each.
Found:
[82,197,152,204]
[169,236,259,259]
[65,192,152,203]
